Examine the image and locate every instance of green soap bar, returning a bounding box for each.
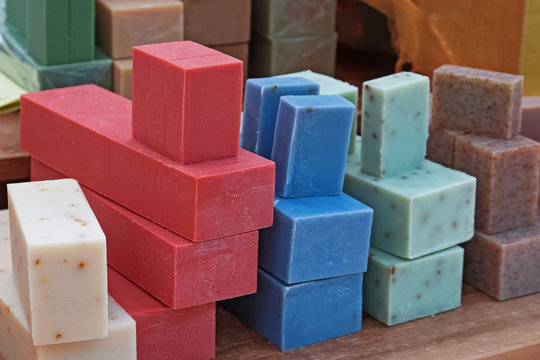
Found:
[6,0,26,40]
[364,246,464,326]
[69,0,95,63]
[361,72,429,178]
[345,144,476,259]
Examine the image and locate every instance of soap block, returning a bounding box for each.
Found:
[7,179,108,345]
[132,41,242,164]
[259,194,372,284]
[183,0,251,46]
[432,65,523,139]
[252,0,337,39]
[96,0,184,59]
[426,128,464,168]
[113,59,132,99]
[345,156,476,259]
[463,220,540,301]
[27,0,95,65]
[240,77,320,159]
[6,0,26,40]
[364,246,463,326]
[521,96,540,142]
[21,85,275,242]
[361,72,430,178]
[211,42,250,80]
[272,95,355,198]
[224,268,363,351]
[454,134,540,234]
[108,266,215,360]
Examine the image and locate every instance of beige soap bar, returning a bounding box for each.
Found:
[113,59,133,99]
[211,42,249,80]
[8,179,108,346]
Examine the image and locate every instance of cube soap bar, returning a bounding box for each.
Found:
[272,95,355,198]
[108,266,215,360]
[31,158,259,309]
[364,246,463,326]
[20,85,275,242]
[259,194,372,284]
[6,0,26,40]
[27,0,95,65]
[432,65,523,139]
[426,128,464,168]
[361,72,430,178]
[345,155,476,259]
[96,0,184,59]
[132,41,242,164]
[113,59,132,99]
[279,70,359,154]
[464,221,540,300]
[211,42,250,80]
[521,96,540,142]
[240,77,320,159]
[183,0,251,46]
[8,179,107,345]
[224,268,363,351]
[252,0,337,39]
[454,134,540,234]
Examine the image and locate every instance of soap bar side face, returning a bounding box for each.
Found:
[113,59,133,99]
[426,128,464,168]
[69,0,95,63]
[521,96,540,142]
[6,0,27,39]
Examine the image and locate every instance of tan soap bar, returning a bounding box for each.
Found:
[426,128,463,168]
[211,42,249,80]
[113,59,133,99]
[96,0,184,59]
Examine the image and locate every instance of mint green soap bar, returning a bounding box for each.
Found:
[361,72,429,178]
[6,0,26,40]
[345,145,476,259]
[364,246,463,326]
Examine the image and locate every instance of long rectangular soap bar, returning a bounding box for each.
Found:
[20,85,275,242]
[31,158,259,309]
[112,59,132,99]
[8,179,108,345]
[521,96,540,142]
[108,266,215,360]
[364,246,463,326]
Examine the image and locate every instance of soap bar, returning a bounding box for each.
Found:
[183,0,251,46]
[463,220,540,300]
[8,179,108,345]
[272,95,355,197]
[95,0,184,59]
[364,246,463,326]
[361,72,430,178]
[224,268,363,351]
[432,65,523,139]
[240,77,320,159]
[20,85,275,242]
[521,96,540,142]
[259,193,372,284]
[345,156,476,259]
[521,0,540,96]
[252,0,336,39]
[27,0,95,65]
[132,41,242,164]
[108,266,215,360]
[454,134,540,234]
[112,59,132,99]
[32,157,258,309]
[211,42,250,79]
[5,0,26,40]
[426,128,463,168]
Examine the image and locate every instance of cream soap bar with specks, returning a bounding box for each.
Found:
[8,179,108,345]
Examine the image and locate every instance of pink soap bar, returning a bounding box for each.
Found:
[31,159,258,309]
[521,96,540,142]
[20,85,275,242]
[108,266,215,360]
[132,41,243,164]
[426,128,463,168]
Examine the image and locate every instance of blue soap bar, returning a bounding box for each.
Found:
[223,268,363,350]
[259,193,373,284]
[240,77,320,159]
[272,95,355,198]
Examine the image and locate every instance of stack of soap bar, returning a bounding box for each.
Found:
[249,0,338,77]
[426,128,464,168]
[521,96,540,142]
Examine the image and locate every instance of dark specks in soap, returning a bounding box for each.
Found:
[416,293,422,300]
[372,133,377,139]
[422,214,429,223]
[369,95,374,101]
[385,233,391,238]
[364,111,369,118]
[401,176,407,180]
[306,107,313,113]
[452,221,458,229]
[439,195,445,202]
[390,266,396,275]
[365,84,371,91]
[309,88,317,94]
[271,85,278,92]
[424,280,430,287]
[375,278,380,286]
[416,112,421,117]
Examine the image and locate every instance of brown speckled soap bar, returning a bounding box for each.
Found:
[454,134,540,234]
[432,65,523,139]
[464,220,540,300]
[521,96,540,142]
[427,128,464,168]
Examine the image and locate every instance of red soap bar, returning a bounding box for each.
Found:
[32,159,259,309]
[21,85,275,242]
[132,41,243,164]
[108,266,216,360]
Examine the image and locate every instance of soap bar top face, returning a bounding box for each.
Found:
[241,77,320,159]
[432,65,523,139]
[8,179,108,345]
[132,41,243,164]
[361,72,430,178]
[272,95,355,198]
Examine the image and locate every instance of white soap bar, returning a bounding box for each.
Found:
[8,179,108,345]
[0,210,136,360]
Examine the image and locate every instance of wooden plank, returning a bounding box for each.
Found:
[0,112,30,182]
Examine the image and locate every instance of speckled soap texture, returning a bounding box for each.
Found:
[363,246,463,326]
[463,220,540,300]
[361,72,430,178]
[454,134,540,234]
[426,128,464,168]
[521,96,540,142]
[432,65,523,139]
